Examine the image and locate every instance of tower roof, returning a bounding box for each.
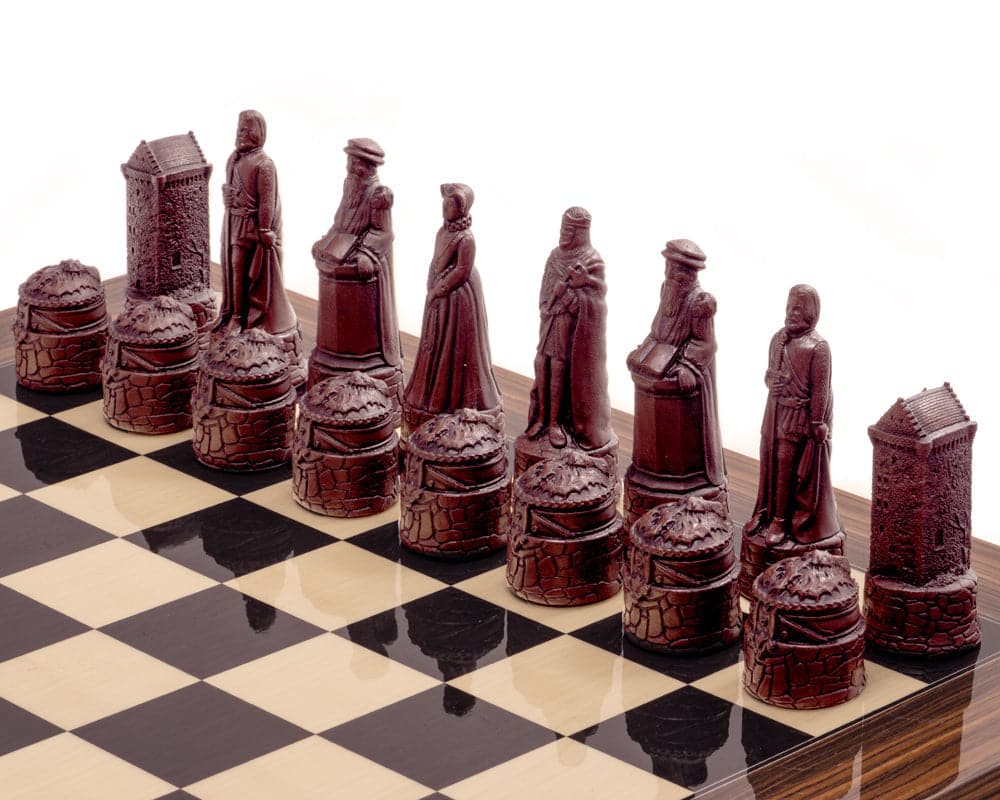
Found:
[873,383,970,440]
[124,132,208,176]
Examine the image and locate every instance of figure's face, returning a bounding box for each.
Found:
[442,193,462,222]
[235,117,260,152]
[348,156,374,180]
[785,292,812,334]
[559,222,583,251]
[666,261,697,290]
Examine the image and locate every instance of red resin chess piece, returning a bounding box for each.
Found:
[400,408,510,558]
[121,132,216,343]
[623,239,727,528]
[865,384,981,655]
[402,184,503,440]
[310,138,403,412]
[507,450,623,606]
[744,549,866,708]
[192,329,296,471]
[13,259,108,391]
[514,207,617,478]
[740,285,845,596]
[624,496,741,654]
[214,110,306,386]
[102,296,199,433]
[292,372,399,518]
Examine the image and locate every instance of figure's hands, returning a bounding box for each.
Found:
[812,422,829,443]
[676,365,697,392]
[765,368,784,391]
[222,184,233,208]
[259,228,277,249]
[357,254,376,281]
[568,263,588,288]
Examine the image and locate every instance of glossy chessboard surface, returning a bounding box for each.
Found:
[2,362,999,800]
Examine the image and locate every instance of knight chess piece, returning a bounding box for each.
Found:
[292,372,399,518]
[865,384,981,655]
[743,549,866,708]
[514,207,617,478]
[507,450,624,606]
[214,110,306,386]
[624,496,741,654]
[740,285,845,595]
[14,259,109,392]
[402,183,503,441]
[102,296,199,433]
[309,138,403,411]
[623,239,727,528]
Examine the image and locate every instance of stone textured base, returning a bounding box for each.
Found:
[623,467,728,530]
[513,433,618,481]
[623,565,742,654]
[739,529,846,597]
[102,363,196,434]
[193,402,294,471]
[14,328,106,392]
[270,326,308,389]
[743,629,866,709]
[864,571,980,656]
[506,523,624,606]
[308,357,403,418]
[400,481,509,559]
[293,435,399,518]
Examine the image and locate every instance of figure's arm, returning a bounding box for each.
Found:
[431,235,476,298]
[221,153,236,208]
[764,331,786,390]
[256,161,278,248]
[810,340,832,441]
[674,291,717,391]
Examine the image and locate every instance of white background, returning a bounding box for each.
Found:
[3,2,998,545]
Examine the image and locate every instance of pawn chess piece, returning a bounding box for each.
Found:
[506,450,624,606]
[740,285,845,595]
[309,138,403,411]
[292,372,399,518]
[214,110,306,386]
[400,408,510,559]
[192,329,296,471]
[402,183,503,442]
[624,496,741,654]
[14,259,108,391]
[514,207,617,478]
[102,296,199,433]
[623,239,727,528]
[744,549,866,708]
[865,384,981,655]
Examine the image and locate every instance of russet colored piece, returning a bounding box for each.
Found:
[624,239,727,528]
[215,110,306,386]
[865,384,980,655]
[623,496,741,654]
[121,132,217,344]
[14,259,108,392]
[310,138,402,411]
[515,207,617,478]
[101,296,199,434]
[506,450,624,606]
[192,329,296,471]
[403,184,503,441]
[292,372,399,518]
[740,285,845,596]
[400,408,510,559]
[744,549,866,709]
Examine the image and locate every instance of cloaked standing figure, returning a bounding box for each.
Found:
[745,285,843,548]
[215,111,303,382]
[403,183,502,437]
[516,207,616,476]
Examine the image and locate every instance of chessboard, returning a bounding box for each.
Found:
[1,286,999,800]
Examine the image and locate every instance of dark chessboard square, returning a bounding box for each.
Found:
[573,685,811,791]
[322,685,558,790]
[126,498,338,581]
[0,417,135,492]
[154,794,201,800]
[350,520,508,584]
[147,440,292,495]
[865,612,1000,685]
[571,613,743,683]
[0,495,114,577]
[74,682,310,787]
[0,584,89,662]
[0,363,103,415]
[101,584,325,679]
[0,696,62,756]
[335,586,561,680]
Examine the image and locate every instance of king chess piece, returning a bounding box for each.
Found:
[514,207,617,479]
[623,239,727,528]
[214,110,306,386]
[740,285,845,596]
[309,138,403,416]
